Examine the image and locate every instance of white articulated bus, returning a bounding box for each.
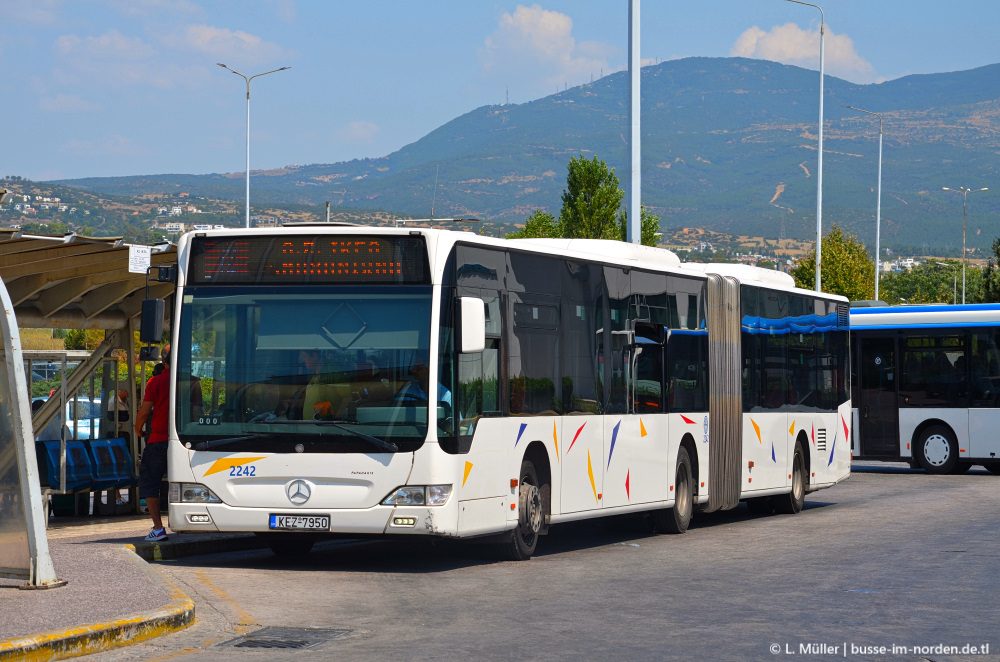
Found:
[159,227,851,558]
[851,303,1000,474]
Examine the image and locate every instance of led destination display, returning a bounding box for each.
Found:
[188,235,429,285]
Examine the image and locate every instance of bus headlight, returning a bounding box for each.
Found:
[170,482,222,504]
[426,485,452,505]
[381,485,452,506]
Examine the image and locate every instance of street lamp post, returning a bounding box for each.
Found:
[786,0,825,292]
[217,63,291,228]
[942,186,988,304]
[843,105,883,301]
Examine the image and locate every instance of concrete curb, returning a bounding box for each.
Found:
[0,547,194,662]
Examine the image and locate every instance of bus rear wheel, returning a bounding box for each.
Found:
[915,426,959,474]
[775,442,806,514]
[984,462,1000,475]
[502,460,544,561]
[652,446,693,534]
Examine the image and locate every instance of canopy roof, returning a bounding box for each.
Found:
[0,229,176,330]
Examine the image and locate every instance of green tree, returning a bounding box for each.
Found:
[879,259,984,305]
[792,224,875,301]
[980,237,1000,303]
[508,154,660,247]
[64,329,105,351]
[560,154,625,241]
[507,210,559,239]
[618,204,662,247]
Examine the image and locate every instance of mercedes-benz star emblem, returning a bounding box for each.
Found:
[286,479,311,505]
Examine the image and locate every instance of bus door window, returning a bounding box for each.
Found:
[561,260,604,415]
[665,330,708,413]
[632,323,664,413]
[971,330,1000,407]
[741,286,761,412]
[628,271,670,414]
[760,291,790,410]
[452,287,502,447]
[900,333,967,407]
[604,267,631,414]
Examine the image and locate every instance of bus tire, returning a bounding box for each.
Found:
[915,426,959,474]
[502,460,543,561]
[775,442,806,514]
[984,462,1000,475]
[952,462,972,474]
[652,446,693,534]
[256,532,315,557]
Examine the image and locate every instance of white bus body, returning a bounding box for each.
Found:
[851,303,1000,474]
[163,227,851,558]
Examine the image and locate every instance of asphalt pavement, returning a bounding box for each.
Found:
[0,514,262,661]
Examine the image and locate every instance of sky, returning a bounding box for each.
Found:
[3,0,999,182]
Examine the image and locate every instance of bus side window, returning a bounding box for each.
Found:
[457,338,500,439]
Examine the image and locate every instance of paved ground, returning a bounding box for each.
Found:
[0,517,171,641]
[75,463,999,662]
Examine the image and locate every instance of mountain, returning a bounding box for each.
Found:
[51,57,1000,253]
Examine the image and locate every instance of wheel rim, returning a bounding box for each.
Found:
[676,463,691,517]
[923,434,952,467]
[792,452,804,500]
[519,481,542,540]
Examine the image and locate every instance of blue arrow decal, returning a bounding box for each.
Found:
[608,421,621,469]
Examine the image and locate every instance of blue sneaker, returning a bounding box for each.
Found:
[144,527,168,542]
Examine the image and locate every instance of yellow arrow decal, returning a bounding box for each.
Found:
[587,450,598,503]
[463,461,473,487]
[204,456,266,477]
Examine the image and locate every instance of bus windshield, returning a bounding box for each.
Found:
[175,285,437,453]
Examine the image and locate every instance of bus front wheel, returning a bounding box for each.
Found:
[915,426,959,474]
[652,446,693,534]
[502,460,544,561]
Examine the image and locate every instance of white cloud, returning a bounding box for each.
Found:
[161,24,296,66]
[60,135,139,157]
[52,29,210,90]
[39,94,101,112]
[6,0,61,26]
[56,29,154,59]
[335,121,380,143]
[267,0,297,23]
[730,23,874,82]
[481,4,614,93]
[104,0,204,18]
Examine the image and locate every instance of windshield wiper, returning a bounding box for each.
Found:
[247,418,399,453]
[313,421,399,453]
[193,433,266,452]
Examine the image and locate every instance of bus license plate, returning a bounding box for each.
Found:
[269,515,330,531]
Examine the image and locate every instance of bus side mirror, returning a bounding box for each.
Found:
[140,298,164,343]
[457,297,486,354]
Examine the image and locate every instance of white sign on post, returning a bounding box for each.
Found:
[129,244,152,274]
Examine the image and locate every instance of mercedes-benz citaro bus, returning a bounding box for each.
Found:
[152,226,851,559]
[851,302,1000,474]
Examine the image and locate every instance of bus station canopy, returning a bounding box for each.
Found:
[0,229,176,330]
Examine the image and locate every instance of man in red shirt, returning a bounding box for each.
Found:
[134,346,171,542]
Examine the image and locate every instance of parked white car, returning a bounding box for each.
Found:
[32,396,103,440]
